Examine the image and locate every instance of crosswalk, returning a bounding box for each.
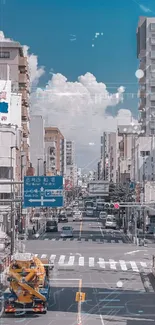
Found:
[34,253,151,273]
[42,237,129,243]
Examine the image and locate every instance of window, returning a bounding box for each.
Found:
[151,87,155,93]
[0,167,13,179]
[0,193,11,205]
[0,51,10,58]
[140,151,145,157]
[146,151,150,156]
[151,23,155,31]
[152,45,155,51]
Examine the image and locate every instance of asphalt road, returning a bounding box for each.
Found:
[2,213,155,325]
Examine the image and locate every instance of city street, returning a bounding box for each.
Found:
[2,214,155,325]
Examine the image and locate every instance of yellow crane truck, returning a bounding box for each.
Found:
[3,252,52,314]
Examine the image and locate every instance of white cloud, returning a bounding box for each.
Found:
[30,71,137,166]
[0,31,137,167]
[139,4,152,13]
[0,31,12,41]
[23,45,45,85]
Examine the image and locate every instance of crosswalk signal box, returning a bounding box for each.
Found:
[75,292,86,302]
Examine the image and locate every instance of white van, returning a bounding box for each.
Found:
[105,215,117,230]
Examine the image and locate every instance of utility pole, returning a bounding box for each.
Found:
[10,146,15,256]
[135,209,138,244]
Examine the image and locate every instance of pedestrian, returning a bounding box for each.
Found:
[32,226,36,234]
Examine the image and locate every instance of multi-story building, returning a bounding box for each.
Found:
[0,33,30,175]
[66,141,75,165]
[66,164,77,187]
[117,125,133,183]
[44,127,66,176]
[30,115,45,176]
[98,132,118,183]
[65,140,77,187]
[137,17,155,135]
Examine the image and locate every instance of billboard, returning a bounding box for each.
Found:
[0,80,11,123]
[0,80,22,127]
[88,181,109,196]
[65,179,72,191]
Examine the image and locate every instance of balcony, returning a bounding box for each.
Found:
[139,89,146,98]
[19,89,29,106]
[139,49,146,58]
[22,122,29,138]
[138,100,145,111]
[150,80,155,87]
[22,140,28,151]
[139,61,146,71]
[151,51,155,59]
[19,73,28,84]
[150,94,155,101]
[19,57,28,67]
[22,106,29,121]
[139,76,146,84]
[49,154,55,159]
[151,38,155,45]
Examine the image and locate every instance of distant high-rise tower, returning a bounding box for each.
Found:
[137,17,155,135]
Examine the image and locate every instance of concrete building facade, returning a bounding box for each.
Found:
[30,116,45,176]
[98,132,118,183]
[44,127,66,176]
[0,34,30,174]
[66,141,75,165]
[137,17,155,135]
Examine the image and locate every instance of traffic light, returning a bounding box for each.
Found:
[104,203,120,209]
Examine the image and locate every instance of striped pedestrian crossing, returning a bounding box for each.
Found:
[33,253,150,273]
[43,237,128,243]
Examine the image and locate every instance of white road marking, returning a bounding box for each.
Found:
[100,314,105,325]
[52,278,80,281]
[89,257,95,267]
[119,260,127,271]
[109,259,117,270]
[98,258,105,268]
[58,255,66,265]
[68,256,75,266]
[79,256,84,266]
[41,254,47,258]
[125,250,147,255]
[49,254,56,263]
[140,262,147,268]
[130,261,139,272]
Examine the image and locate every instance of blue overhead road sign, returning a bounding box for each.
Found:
[24,176,64,208]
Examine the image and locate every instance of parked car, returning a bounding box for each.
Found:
[58,214,68,223]
[61,226,74,238]
[46,220,58,232]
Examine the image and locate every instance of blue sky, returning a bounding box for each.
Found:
[1,0,155,167]
[2,0,155,118]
